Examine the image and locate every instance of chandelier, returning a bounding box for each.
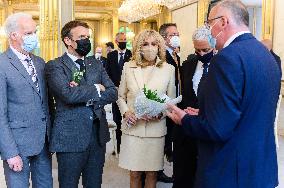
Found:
[154,0,190,9]
[118,0,161,23]
[118,0,190,23]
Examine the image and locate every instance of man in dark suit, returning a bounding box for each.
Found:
[158,23,181,183]
[0,12,52,188]
[175,26,216,188]
[261,39,282,74]
[92,46,107,67]
[45,20,117,188]
[167,1,280,188]
[105,32,132,154]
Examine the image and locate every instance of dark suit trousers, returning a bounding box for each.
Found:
[112,102,122,153]
[3,144,53,188]
[172,127,197,188]
[56,123,106,188]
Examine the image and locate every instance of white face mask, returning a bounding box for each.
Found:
[170,36,180,48]
[141,46,158,62]
[95,53,102,59]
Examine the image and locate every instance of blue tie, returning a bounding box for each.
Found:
[119,52,124,70]
[197,62,209,97]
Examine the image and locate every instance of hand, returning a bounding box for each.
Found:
[7,155,23,172]
[69,81,78,87]
[124,111,137,126]
[97,84,106,92]
[184,107,199,116]
[140,115,153,122]
[166,104,187,125]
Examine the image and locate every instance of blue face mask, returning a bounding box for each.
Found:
[208,34,216,49]
[22,34,38,53]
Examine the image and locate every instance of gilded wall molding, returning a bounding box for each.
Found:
[262,0,274,40]
[197,0,210,27]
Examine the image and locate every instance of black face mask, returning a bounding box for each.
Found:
[196,50,214,65]
[75,38,91,57]
[118,42,127,50]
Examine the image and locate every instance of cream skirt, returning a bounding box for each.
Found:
[119,133,165,171]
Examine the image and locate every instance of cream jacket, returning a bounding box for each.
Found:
[117,60,176,138]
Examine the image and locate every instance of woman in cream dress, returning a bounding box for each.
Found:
[117,29,175,188]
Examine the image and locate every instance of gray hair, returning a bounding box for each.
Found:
[216,0,249,27]
[115,32,126,40]
[192,26,211,41]
[4,12,32,36]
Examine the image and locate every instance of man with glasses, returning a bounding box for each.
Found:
[0,12,53,188]
[45,20,117,188]
[167,1,280,187]
[157,23,182,184]
[174,26,217,188]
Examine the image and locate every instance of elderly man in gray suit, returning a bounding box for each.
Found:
[45,20,118,188]
[0,13,53,188]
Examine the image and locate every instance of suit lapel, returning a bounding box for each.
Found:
[61,53,87,85]
[30,55,43,98]
[6,48,41,97]
[132,65,144,90]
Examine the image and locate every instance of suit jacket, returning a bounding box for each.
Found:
[45,53,117,152]
[182,33,281,188]
[105,49,132,87]
[117,60,176,137]
[166,50,180,96]
[0,48,50,160]
[91,55,107,68]
[173,54,199,144]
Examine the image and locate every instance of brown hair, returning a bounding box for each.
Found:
[61,20,89,48]
[159,23,177,38]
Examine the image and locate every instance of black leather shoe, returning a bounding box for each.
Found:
[157,171,173,183]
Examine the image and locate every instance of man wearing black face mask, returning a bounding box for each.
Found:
[45,20,117,188]
[105,32,132,155]
[173,26,216,188]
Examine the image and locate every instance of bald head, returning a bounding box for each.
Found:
[207,0,250,50]
[211,0,249,27]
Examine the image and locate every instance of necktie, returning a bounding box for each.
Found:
[75,59,85,72]
[172,51,182,95]
[119,52,124,70]
[197,62,209,97]
[24,58,40,92]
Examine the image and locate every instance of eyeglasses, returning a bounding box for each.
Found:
[166,33,180,39]
[204,16,223,29]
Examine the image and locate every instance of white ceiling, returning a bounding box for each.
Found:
[241,0,262,6]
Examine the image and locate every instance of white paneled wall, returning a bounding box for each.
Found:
[172,2,198,63]
[273,0,284,74]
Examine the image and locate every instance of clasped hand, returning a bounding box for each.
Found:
[69,81,106,91]
[124,111,163,126]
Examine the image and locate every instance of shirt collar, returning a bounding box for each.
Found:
[10,45,30,61]
[223,31,251,48]
[167,47,174,56]
[118,49,126,54]
[66,52,84,62]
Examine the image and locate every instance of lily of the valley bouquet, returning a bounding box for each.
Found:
[134,85,182,119]
[72,70,85,84]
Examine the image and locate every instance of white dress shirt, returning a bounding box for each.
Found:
[223,31,251,48]
[192,61,204,96]
[10,45,37,76]
[117,49,126,63]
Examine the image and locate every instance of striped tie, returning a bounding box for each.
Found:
[25,58,40,92]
